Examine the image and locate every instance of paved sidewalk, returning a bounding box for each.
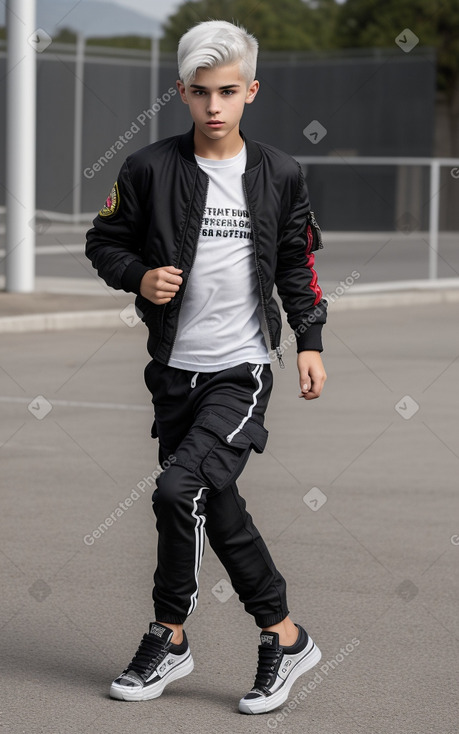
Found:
[1,299,458,734]
[0,292,129,317]
[0,285,132,333]
[1,277,459,335]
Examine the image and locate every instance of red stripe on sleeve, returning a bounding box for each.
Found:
[305,224,322,305]
[304,251,323,305]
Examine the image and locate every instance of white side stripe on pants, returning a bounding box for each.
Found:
[226,364,263,444]
[187,485,207,615]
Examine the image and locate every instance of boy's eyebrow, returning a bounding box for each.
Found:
[189,83,241,90]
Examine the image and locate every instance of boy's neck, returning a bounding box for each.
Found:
[193,125,244,160]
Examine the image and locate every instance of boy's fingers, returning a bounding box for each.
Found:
[298,370,326,399]
[163,266,183,278]
[298,389,320,400]
[161,268,183,286]
[160,279,180,291]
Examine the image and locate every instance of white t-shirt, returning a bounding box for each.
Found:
[168,144,270,372]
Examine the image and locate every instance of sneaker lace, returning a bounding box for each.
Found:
[124,633,169,681]
[252,645,283,693]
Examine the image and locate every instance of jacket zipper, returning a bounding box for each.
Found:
[242,174,284,369]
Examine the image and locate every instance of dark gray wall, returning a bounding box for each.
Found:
[0,45,437,230]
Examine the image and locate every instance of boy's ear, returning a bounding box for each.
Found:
[176,80,189,105]
[245,80,259,105]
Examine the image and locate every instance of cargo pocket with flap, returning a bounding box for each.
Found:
[177,410,269,492]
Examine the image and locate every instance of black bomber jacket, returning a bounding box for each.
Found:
[85,127,327,366]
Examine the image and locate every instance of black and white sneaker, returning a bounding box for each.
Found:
[239,624,321,714]
[110,622,194,701]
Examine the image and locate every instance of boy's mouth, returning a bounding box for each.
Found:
[206,121,224,127]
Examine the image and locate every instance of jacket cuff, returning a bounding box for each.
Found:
[121,261,151,294]
[296,323,324,353]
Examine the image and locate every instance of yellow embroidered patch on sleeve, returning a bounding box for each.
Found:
[99,182,119,217]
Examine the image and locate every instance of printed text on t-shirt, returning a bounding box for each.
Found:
[201,207,252,240]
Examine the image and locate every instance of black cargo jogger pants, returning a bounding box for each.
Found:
[144,359,289,628]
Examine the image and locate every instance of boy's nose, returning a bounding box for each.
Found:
[207,94,221,115]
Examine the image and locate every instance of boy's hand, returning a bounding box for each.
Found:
[297,351,326,400]
[140,266,183,305]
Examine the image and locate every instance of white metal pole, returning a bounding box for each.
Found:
[149,36,160,144]
[428,160,440,280]
[72,33,85,223]
[5,0,36,292]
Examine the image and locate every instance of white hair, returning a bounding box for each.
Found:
[177,20,258,87]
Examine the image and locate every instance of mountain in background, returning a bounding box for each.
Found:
[0,0,162,37]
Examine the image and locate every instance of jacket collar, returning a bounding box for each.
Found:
[178,125,262,171]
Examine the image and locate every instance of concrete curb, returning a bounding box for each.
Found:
[1,280,459,334]
[0,309,125,334]
[328,286,459,312]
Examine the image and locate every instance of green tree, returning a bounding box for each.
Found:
[86,35,152,51]
[53,28,77,44]
[161,0,339,52]
[335,0,459,153]
[161,0,459,152]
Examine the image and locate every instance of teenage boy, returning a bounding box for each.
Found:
[86,20,327,715]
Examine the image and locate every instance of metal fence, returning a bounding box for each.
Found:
[297,156,459,279]
[0,40,440,227]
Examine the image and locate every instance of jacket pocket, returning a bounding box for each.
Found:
[305,210,323,252]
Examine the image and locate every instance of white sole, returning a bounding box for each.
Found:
[110,652,194,701]
[239,641,322,714]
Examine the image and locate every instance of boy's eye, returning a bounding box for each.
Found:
[191,89,235,96]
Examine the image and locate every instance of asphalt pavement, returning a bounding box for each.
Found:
[1,288,458,734]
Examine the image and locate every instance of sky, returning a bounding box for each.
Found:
[99,0,183,22]
[107,0,346,18]
[0,0,184,37]
[0,0,183,27]
[0,0,349,34]
[108,0,347,17]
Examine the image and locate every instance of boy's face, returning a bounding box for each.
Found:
[177,64,259,144]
